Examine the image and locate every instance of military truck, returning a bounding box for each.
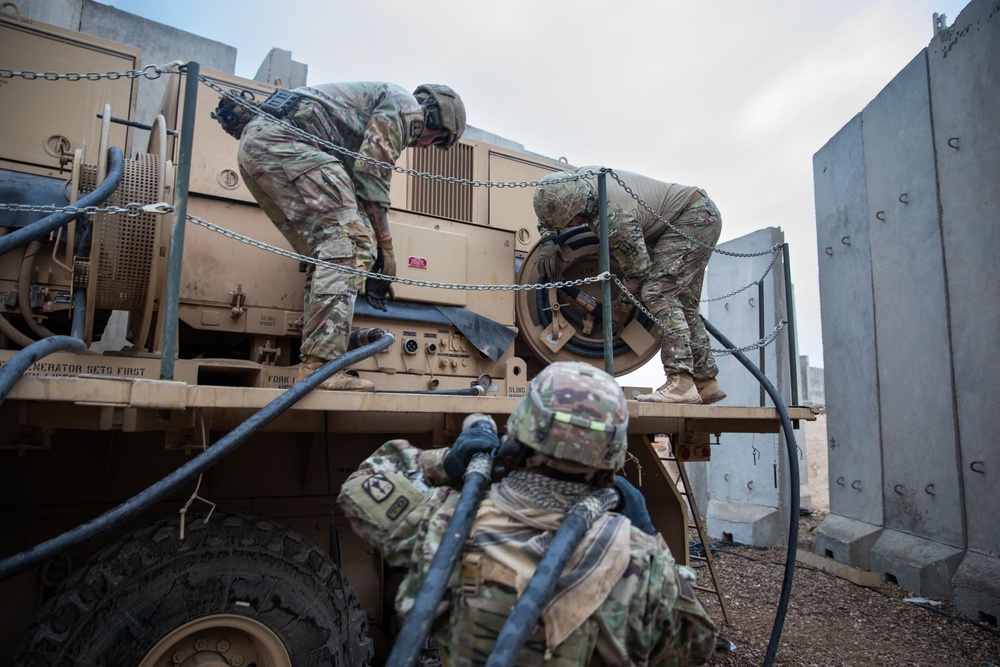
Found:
[0,8,810,665]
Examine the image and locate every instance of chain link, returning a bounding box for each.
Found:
[200,76,597,189]
[610,275,784,356]
[187,211,780,355]
[0,202,172,217]
[604,169,778,259]
[0,62,183,82]
[701,244,782,303]
[1,63,784,355]
[186,213,606,292]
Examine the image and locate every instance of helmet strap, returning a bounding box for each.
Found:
[582,188,598,220]
[420,97,443,130]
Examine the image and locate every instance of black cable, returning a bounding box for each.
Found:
[485,487,619,667]
[0,331,395,582]
[70,288,87,341]
[387,451,493,667]
[703,318,798,667]
[0,336,86,404]
[375,387,485,396]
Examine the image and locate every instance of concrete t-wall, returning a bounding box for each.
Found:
[798,356,824,407]
[928,0,1000,621]
[699,227,804,547]
[813,0,999,620]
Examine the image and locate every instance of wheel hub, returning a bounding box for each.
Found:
[140,614,291,667]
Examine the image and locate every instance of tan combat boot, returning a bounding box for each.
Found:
[295,355,375,392]
[695,378,727,404]
[636,373,702,404]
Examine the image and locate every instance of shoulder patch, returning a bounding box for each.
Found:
[615,239,637,256]
[340,469,426,538]
[362,472,396,502]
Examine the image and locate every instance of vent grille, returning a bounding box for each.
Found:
[80,155,159,311]
[408,144,474,222]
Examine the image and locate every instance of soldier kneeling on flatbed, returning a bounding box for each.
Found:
[339,361,717,666]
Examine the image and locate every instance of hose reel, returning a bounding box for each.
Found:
[73,108,173,348]
[514,226,661,376]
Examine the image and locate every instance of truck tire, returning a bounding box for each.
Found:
[14,513,373,667]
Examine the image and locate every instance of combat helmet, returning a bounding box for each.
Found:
[414,84,466,149]
[506,361,629,470]
[533,171,597,230]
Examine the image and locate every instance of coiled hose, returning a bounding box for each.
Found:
[704,318,798,667]
[0,329,395,582]
[484,487,620,667]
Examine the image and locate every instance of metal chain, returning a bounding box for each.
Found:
[611,275,785,356]
[701,244,782,303]
[186,213,607,292]
[187,212,781,354]
[1,62,783,355]
[0,62,183,82]
[604,168,778,259]
[0,202,171,217]
[200,76,597,189]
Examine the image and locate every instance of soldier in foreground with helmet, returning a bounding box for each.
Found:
[338,361,717,666]
[223,82,465,391]
[533,169,725,404]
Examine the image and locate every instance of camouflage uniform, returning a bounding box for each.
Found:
[538,168,722,381]
[338,439,717,666]
[237,82,425,360]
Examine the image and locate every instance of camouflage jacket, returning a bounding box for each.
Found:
[338,439,716,666]
[537,167,703,288]
[290,82,425,206]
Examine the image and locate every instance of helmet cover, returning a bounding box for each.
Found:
[414,84,467,149]
[506,361,629,470]
[533,171,596,229]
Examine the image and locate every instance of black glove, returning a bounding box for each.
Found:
[490,434,523,477]
[614,477,656,535]
[444,421,500,480]
[537,238,568,279]
[365,244,396,311]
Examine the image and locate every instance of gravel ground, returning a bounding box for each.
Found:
[693,513,1000,666]
[689,415,1000,666]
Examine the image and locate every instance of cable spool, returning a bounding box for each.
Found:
[75,113,172,348]
[514,226,661,376]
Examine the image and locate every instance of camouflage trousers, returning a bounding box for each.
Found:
[640,193,722,379]
[238,116,375,360]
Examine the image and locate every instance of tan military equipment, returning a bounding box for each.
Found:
[0,8,812,664]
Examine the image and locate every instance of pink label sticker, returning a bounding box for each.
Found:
[408,256,428,269]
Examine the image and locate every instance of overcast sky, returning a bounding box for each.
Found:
[106,0,969,386]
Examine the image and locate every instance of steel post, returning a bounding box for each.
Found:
[598,172,613,375]
[160,62,199,380]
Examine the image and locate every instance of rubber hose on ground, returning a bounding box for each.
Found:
[485,487,619,667]
[0,329,395,582]
[387,451,493,667]
[703,318,798,667]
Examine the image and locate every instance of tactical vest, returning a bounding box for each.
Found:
[439,552,605,667]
